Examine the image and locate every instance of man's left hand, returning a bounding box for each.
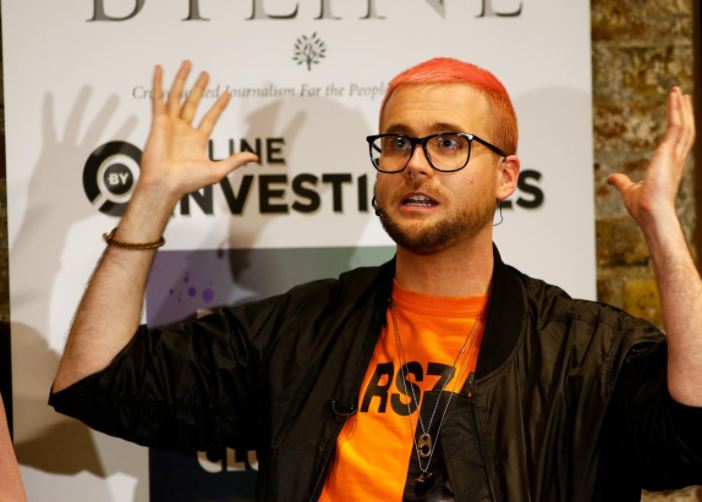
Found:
[607,87,695,230]
[606,87,702,406]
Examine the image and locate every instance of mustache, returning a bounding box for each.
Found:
[373,179,442,216]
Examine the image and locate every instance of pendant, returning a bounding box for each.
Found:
[414,470,434,485]
[417,432,432,458]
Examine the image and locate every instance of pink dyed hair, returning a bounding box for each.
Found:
[381,57,518,155]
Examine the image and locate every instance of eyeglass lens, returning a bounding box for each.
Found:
[370,134,471,172]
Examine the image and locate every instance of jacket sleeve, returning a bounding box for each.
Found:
[48,293,290,453]
[606,322,702,491]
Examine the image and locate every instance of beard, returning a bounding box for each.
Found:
[377,197,495,255]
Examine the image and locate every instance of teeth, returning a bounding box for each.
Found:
[404,195,435,206]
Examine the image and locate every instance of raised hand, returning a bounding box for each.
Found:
[139,61,258,204]
[607,87,696,229]
[53,62,261,392]
[607,87,702,406]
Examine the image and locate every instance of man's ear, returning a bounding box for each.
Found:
[496,154,520,201]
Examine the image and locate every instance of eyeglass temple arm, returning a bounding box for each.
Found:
[470,135,508,158]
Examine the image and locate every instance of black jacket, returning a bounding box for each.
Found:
[49,248,702,501]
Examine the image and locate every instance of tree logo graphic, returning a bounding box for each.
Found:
[293,32,327,71]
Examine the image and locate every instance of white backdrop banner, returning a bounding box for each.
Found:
[2,1,594,500]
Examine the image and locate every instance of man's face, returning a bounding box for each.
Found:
[375,83,505,255]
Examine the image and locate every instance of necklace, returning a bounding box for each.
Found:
[389,301,485,485]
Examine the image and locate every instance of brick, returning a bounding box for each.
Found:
[593,100,668,153]
[622,276,663,327]
[592,44,694,101]
[596,275,623,308]
[591,0,693,43]
[596,217,649,267]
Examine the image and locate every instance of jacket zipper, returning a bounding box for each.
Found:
[306,422,342,502]
[306,297,389,501]
[307,296,392,502]
[468,372,497,502]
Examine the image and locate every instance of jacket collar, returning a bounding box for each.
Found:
[475,244,526,379]
[377,244,526,380]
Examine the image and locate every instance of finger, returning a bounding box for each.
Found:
[181,71,209,124]
[167,60,192,116]
[663,88,683,147]
[606,173,635,194]
[671,90,693,162]
[677,93,693,158]
[152,64,166,117]
[686,95,696,142]
[680,94,696,155]
[198,91,231,136]
[211,152,260,180]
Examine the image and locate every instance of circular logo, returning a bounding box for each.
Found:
[102,163,134,195]
[83,141,142,216]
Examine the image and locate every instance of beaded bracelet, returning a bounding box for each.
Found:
[102,227,165,250]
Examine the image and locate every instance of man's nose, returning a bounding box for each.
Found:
[405,145,433,179]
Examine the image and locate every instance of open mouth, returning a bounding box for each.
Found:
[403,194,438,207]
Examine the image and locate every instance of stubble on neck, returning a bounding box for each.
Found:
[391,217,496,297]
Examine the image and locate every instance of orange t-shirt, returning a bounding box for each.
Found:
[319,280,488,501]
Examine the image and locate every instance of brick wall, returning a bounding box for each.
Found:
[592,0,700,500]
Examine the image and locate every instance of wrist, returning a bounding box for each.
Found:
[132,173,185,206]
[115,184,177,242]
[640,210,687,261]
[636,202,679,235]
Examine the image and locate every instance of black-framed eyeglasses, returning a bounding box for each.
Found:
[366,133,507,173]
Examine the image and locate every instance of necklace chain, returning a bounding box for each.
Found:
[389,300,485,480]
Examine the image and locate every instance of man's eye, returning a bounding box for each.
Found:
[392,137,409,149]
[437,136,460,150]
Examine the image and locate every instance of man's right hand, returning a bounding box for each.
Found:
[138,61,258,210]
[53,62,255,392]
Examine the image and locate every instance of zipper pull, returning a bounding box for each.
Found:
[330,400,357,417]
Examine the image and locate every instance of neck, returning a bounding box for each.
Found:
[394,229,494,297]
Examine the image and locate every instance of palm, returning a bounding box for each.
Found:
[143,117,209,182]
[608,88,695,227]
[139,62,257,199]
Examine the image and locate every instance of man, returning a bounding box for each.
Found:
[50,58,702,501]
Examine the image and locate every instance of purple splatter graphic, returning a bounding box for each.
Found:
[202,288,215,303]
[165,270,216,307]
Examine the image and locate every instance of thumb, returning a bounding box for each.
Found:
[213,152,260,178]
[606,173,634,194]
